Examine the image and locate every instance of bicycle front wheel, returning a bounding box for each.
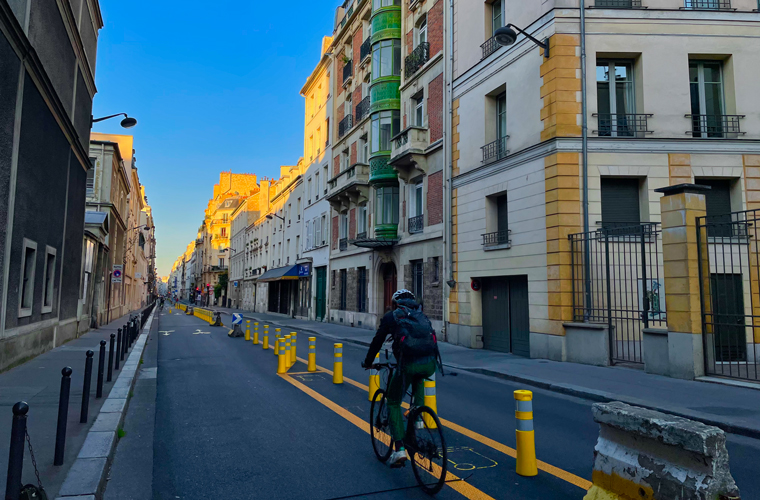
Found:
[408,406,447,495]
[369,389,393,462]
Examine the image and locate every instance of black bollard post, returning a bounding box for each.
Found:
[96,340,106,399]
[122,324,128,359]
[80,350,94,423]
[107,334,115,382]
[5,401,29,500]
[115,329,122,370]
[54,368,72,466]
[128,320,133,347]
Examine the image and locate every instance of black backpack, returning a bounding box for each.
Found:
[392,299,437,360]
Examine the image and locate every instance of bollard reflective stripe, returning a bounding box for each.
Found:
[307,337,316,372]
[514,390,537,477]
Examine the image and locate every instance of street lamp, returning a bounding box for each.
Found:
[91,113,138,128]
[494,24,550,58]
[266,214,286,222]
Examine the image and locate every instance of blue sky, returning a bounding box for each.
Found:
[91,0,338,277]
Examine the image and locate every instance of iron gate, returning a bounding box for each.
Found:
[697,209,760,381]
[570,223,666,364]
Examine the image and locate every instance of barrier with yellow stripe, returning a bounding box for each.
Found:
[193,307,214,324]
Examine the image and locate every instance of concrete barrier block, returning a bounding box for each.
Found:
[585,402,740,500]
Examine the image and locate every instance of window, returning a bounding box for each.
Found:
[221,228,227,237]
[340,269,348,310]
[357,204,368,236]
[696,178,733,237]
[372,0,400,10]
[297,198,301,219]
[371,110,401,153]
[321,214,327,244]
[372,40,401,79]
[497,92,507,141]
[315,173,320,199]
[308,179,312,203]
[81,240,95,300]
[219,258,225,267]
[491,0,503,37]
[418,17,427,46]
[42,246,56,312]
[315,216,322,247]
[340,213,348,239]
[433,257,440,283]
[358,267,367,312]
[596,61,635,137]
[411,260,424,302]
[685,0,725,9]
[324,166,329,193]
[689,61,725,138]
[332,269,336,288]
[409,180,423,231]
[376,186,399,225]
[600,178,641,230]
[414,95,425,127]
[87,157,96,196]
[306,220,312,249]
[360,137,369,163]
[19,239,37,316]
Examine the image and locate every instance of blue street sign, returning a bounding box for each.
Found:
[232,313,243,325]
[298,263,311,277]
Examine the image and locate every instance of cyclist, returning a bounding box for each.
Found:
[159,296,165,310]
[362,289,440,468]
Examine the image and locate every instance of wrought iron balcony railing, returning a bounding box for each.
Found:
[338,114,353,138]
[686,114,745,138]
[355,96,371,122]
[481,136,509,163]
[482,230,511,247]
[360,37,371,62]
[339,238,348,251]
[481,36,499,60]
[595,0,642,7]
[395,130,409,149]
[343,60,353,84]
[684,0,731,9]
[405,42,430,78]
[408,215,424,234]
[593,113,653,137]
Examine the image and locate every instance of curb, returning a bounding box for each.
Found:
[55,309,156,500]
[216,309,760,440]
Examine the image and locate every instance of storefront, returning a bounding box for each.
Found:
[296,262,312,319]
[258,265,300,316]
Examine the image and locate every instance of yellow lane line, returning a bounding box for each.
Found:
[279,373,496,500]
[294,356,592,491]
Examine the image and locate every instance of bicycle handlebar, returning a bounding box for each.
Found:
[372,363,397,370]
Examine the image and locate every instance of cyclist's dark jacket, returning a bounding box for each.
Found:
[363,297,424,366]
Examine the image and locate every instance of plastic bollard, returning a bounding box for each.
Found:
[514,390,537,477]
[369,353,380,401]
[276,338,287,374]
[333,343,343,384]
[308,337,316,372]
[245,320,251,341]
[278,336,290,374]
[423,372,438,429]
[290,332,297,366]
[262,329,269,350]
[253,326,259,345]
[274,334,281,355]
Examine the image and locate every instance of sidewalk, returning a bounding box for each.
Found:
[0,310,143,497]
[203,303,760,439]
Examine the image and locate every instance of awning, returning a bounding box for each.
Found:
[257,265,300,282]
[351,237,399,249]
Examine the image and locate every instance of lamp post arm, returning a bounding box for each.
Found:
[507,24,549,56]
[92,113,127,124]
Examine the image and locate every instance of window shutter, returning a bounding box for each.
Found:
[315,217,321,246]
[601,178,640,227]
[699,179,731,218]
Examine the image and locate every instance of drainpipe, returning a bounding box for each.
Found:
[580,0,592,320]
[444,0,455,340]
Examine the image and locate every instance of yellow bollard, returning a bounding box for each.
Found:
[245,320,251,341]
[368,353,380,401]
[169,308,172,314]
[277,338,287,374]
[514,390,537,477]
[253,326,259,345]
[290,332,297,367]
[423,373,438,429]
[333,343,343,384]
[307,337,316,372]
[262,329,269,350]
[274,334,281,355]
[284,335,291,364]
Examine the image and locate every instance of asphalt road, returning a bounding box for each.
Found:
[146,308,760,499]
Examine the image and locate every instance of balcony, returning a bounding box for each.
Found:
[481,136,509,164]
[338,114,353,138]
[593,113,653,137]
[405,42,430,78]
[355,96,371,123]
[408,215,424,234]
[369,156,398,185]
[343,60,353,86]
[594,0,642,7]
[390,126,429,181]
[339,238,348,251]
[360,37,371,66]
[210,265,228,272]
[686,114,745,138]
[327,163,370,213]
[481,36,499,60]
[684,0,731,9]
[482,230,511,249]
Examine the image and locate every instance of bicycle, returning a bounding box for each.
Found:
[369,361,448,495]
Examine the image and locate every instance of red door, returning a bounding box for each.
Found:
[382,263,397,313]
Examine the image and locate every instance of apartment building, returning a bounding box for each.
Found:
[0,0,103,370]
[300,37,335,321]
[447,0,760,379]
[228,197,260,308]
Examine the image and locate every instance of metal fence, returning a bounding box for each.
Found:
[570,223,666,364]
[697,209,760,381]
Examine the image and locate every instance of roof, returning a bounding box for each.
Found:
[257,265,299,282]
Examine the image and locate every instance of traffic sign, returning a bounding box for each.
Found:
[232,313,243,325]
[112,266,123,283]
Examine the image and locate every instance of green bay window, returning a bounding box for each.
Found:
[372,0,400,10]
[372,39,401,80]
[375,186,399,226]
[371,110,400,153]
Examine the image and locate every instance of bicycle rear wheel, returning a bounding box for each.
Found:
[370,389,393,462]
[408,406,447,495]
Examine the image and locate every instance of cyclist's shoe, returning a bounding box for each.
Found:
[389,449,408,468]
